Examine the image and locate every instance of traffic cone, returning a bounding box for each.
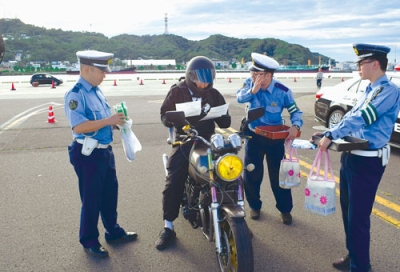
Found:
[47,105,56,123]
[341,77,344,82]
[139,79,144,85]
[162,79,166,84]
[294,77,297,82]
[11,82,16,91]
[51,81,56,89]
[228,78,232,83]
[113,79,117,86]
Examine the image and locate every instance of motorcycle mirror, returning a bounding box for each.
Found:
[165,111,186,127]
[247,107,264,122]
[239,107,265,134]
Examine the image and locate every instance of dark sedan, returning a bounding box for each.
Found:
[30,73,63,86]
[314,74,400,148]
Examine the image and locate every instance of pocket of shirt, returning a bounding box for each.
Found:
[265,105,282,123]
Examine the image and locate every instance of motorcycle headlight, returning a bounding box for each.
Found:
[215,154,243,181]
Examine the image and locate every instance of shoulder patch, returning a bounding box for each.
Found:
[69,100,78,110]
[275,82,288,92]
[71,83,82,93]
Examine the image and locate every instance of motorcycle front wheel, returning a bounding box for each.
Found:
[217,216,254,272]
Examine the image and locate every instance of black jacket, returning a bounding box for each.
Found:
[160,81,231,140]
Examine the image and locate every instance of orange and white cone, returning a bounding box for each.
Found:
[51,81,56,89]
[294,77,297,82]
[47,106,56,123]
[162,79,166,84]
[11,82,16,91]
[113,79,117,86]
[139,79,144,85]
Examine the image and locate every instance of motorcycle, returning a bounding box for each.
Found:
[162,107,264,272]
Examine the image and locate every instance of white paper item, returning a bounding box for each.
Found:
[117,118,142,161]
[175,100,201,117]
[200,103,229,121]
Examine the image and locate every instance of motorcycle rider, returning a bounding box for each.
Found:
[156,56,231,250]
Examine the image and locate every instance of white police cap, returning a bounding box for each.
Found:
[249,52,279,72]
[76,50,114,72]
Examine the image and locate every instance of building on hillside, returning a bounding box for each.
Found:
[122,59,176,69]
[212,60,230,70]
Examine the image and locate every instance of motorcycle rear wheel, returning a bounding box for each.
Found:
[217,216,254,272]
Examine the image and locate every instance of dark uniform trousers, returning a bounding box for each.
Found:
[68,142,125,248]
[243,131,293,213]
[340,152,385,272]
[162,143,193,222]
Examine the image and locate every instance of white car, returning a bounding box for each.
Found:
[314,74,400,148]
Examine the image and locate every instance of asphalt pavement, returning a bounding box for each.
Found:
[0,74,399,272]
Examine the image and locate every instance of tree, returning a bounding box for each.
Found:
[0,33,5,64]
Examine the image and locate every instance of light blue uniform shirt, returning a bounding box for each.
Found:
[237,77,303,130]
[64,78,113,144]
[330,74,400,149]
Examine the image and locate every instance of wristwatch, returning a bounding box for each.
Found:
[324,131,334,140]
[293,125,300,131]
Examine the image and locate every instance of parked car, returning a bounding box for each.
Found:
[314,74,400,148]
[30,73,63,86]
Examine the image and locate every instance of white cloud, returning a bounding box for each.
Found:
[1,0,399,62]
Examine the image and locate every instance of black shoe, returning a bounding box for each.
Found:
[155,228,176,250]
[84,245,109,258]
[106,231,138,243]
[332,255,350,270]
[280,212,292,225]
[249,209,260,220]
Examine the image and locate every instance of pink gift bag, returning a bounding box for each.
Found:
[304,149,336,216]
[279,141,301,189]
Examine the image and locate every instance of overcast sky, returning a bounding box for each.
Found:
[1,0,399,63]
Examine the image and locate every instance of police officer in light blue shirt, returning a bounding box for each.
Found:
[317,44,400,272]
[64,50,137,258]
[237,52,303,225]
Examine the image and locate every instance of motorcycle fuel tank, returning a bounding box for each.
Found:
[188,146,210,185]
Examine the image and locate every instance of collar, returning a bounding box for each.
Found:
[78,77,96,92]
[263,78,275,94]
[369,74,389,91]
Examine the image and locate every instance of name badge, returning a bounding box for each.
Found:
[271,102,277,107]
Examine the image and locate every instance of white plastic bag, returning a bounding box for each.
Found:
[291,139,316,150]
[117,118,142,162]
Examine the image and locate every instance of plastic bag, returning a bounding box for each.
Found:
[114,101,142,161]
[117,118,142,161]
[279,141,301,189]
[291,139,316,150]
[305,149,336,216]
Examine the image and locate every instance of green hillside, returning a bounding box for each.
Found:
[0,18,333,66]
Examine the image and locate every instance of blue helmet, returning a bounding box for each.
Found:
[185,56,215,96]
